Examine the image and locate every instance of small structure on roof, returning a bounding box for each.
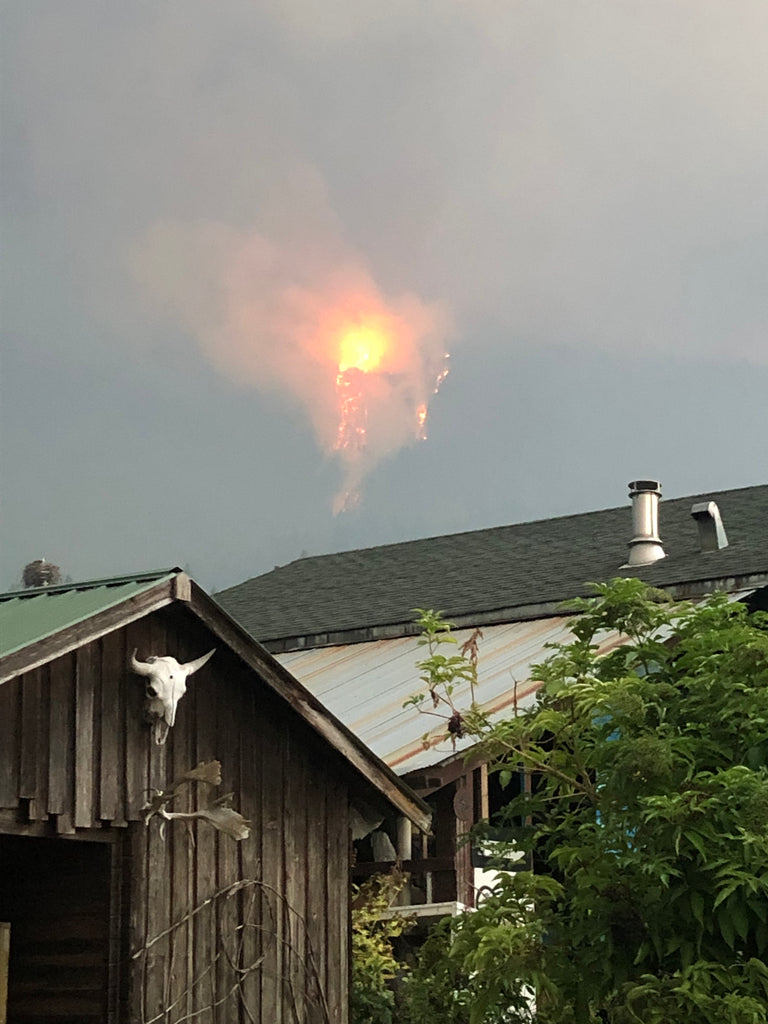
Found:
[0,568,429,1024]
[218,482,768,912]
[22,557,62,588]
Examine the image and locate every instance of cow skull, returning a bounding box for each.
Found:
[130,648,215,744]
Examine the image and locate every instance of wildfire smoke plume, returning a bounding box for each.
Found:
[134,221,451,511]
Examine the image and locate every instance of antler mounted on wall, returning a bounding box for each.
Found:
[130,647,215,743]
[142,760,251,841]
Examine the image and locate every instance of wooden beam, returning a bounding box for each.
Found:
[351,856,455,880]
[47,654,74,818]
[173,573,192,601]
[19,668,41,800]
[0,678,19,809]
[0,921,9,1024]
[74,645,97,828]
[477,764,489,821]
[404,751,486,796]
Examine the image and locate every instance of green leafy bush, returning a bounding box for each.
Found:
[402,581,768,1023]
[350,870,413,1024]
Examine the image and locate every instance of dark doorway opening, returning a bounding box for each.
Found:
[0,834,112,1024]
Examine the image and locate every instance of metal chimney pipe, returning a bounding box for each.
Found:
[626,480,665,566]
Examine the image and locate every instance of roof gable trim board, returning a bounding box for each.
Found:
[187,585,432,834]
[0,577,178,684]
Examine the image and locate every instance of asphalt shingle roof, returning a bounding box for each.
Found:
[218,484,768,643]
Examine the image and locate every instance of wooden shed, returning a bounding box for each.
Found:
[0,568,430,1024]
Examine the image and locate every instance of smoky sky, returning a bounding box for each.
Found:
[2,1,767,592]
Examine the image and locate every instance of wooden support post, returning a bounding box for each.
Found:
[396,817,412,904]
[0,921,9,1024]
[480,764,490,820]
[396,816,412,860]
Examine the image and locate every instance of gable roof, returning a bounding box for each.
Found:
[218,483,768,648]
[0,568,179,660]
[0,568,431,832]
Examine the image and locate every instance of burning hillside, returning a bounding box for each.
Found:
[134,221,451,511]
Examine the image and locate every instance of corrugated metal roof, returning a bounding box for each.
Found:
[278,588,755,776]
[278,617,627,775]
[0,569,178,658]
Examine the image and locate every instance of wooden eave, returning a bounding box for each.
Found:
[404,749,487,796]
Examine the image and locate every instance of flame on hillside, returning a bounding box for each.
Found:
[333,316,449,453]
[133,221,451,512]
[326,310,449,511]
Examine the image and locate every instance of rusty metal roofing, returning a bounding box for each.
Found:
[277,616,625,775]
[277,587,756,776]
[0,569,179,659]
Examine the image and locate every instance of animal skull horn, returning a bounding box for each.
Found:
[130,650,155,677]
[130,648,215,744]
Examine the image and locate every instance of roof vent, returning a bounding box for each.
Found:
[625,480,665,566]
[690,501,728,552]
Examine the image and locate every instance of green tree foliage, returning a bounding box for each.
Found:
[400,875,561,1023]
[350,870,413,1024]
[407,580,768,1024]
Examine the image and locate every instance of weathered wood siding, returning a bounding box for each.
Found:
[0,604,351,1024]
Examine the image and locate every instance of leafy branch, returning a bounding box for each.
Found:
[403,608,485,746]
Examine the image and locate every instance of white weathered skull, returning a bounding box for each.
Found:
[130,648,215,744]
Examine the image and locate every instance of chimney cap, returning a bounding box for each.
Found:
[691,500,718,519]
[628,479,662,494]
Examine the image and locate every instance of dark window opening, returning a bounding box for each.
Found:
[0,834,113,1024]
[486,762,527,829]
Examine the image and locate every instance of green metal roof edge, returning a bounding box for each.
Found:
[0,566,180,603]
[0,569,181,659]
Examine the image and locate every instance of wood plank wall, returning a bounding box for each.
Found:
[0,606,351,1024]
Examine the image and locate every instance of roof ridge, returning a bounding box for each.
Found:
[229,483,768,584]
[0,566,181,602]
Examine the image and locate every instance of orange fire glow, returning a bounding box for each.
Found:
[338,324,388,373]
[416,403,428,439]
[135,219,452,513]
[330,309,450,467]
[334,318,393,455]
[334,367,368,452]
